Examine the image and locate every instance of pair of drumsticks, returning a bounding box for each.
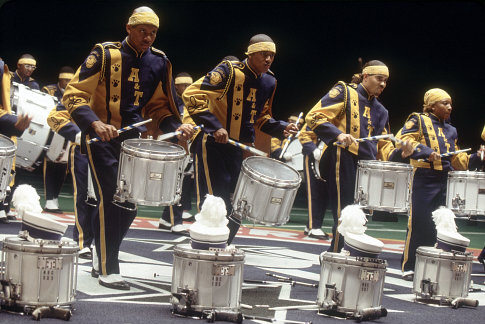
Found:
[87,119,268,156]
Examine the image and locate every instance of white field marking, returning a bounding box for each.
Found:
[274,283,292,321]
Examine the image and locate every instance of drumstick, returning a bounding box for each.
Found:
[417,148,472,162]
[157,124,204,141]
[227,139,268,157]
[279,112,304,159]
[480,145,484,160]
[87,119,152,144]
[333,134,394,146]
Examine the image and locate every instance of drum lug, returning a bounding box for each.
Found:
[420,279,438,298]
[355,186,368,206]
[236,199,251,219]
[173,288,198,312]
[451,194,465,212]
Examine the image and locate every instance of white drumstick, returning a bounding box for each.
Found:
[157,124,204,141]
[227,139,268,157]
[417,148,471,162]
[279,112,304,159]
[87,119,152,144]
[334,134,393,146]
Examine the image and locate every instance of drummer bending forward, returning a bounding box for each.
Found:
[183,34,298,244]
[395,88,484,280]
[305,60,413,253]
[63,6,194,290]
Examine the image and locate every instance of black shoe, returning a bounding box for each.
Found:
[79,249,92,260]
[98,278,130,290]
[44,208,63,214]
[158,219,171,230]
[478,255,485,272]
[307,229,330,240]
[6,214,16,220]
[91,268,99,278]
[0,218,9,224]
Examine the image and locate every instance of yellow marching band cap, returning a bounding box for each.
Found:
[362,65,389,77]
[18,58,36,66]
[175,76,193,85]
[424,88,451,108]
[127,11,159,28]
[59,72,74,80]
[245,41,276,55]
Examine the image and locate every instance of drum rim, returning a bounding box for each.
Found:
[415,246,473,260]
[357,159,413,170]
[319,251,387,268]
[242,156,301,186]
[0,134,16,156]
[121,139,186,160]
[2,236,79,253]
[448,170,485,178]
[173,243,245,261]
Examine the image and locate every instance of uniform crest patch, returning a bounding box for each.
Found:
[404,120,415,130]
[329,87,340,98]
[85,54,97,68]
[209,71,223,85]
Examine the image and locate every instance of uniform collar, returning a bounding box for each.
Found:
[358,83,374,101]
[244,59,260,79]
[427,112,446,124]
[123,38,148,58]
[15,70,27,82]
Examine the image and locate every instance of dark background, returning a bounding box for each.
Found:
[1,0,484,148]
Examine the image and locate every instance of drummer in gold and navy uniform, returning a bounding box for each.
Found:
[305,60,413,252]
[62,6,194,290]
[10,54,40,90]
[47,102,97,259]
[299,123,330,240]
[0,58,31,223]
[479,125,485,272]
[395,89,485,280]
[42,66,75,213]
[183,34,298,244]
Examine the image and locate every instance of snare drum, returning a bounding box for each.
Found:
[114,139,186,206]
[10,82,57,170]
[413,246,473,300]
[232,156,301,226]
[171,244,244,315]
[46,133,70,163]
[0,135,16,201]
[354,160,412,213]
[0,236,78,307]
[317,252,387,317]
[284,140,303,171]
[446,171,485,216]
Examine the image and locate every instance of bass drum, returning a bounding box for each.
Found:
[10,82,57,171]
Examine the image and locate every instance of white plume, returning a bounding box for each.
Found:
[337,204,367,236]
[194,195,228,227]
[432,207,457,233]
[11,184,43,218]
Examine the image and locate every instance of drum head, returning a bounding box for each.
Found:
[2,236,79,254]
[173,244,245,261]
[244,156,301,185]
[0,134,15,156]
[448,170,485,180]
[122,139,186,160]
[358,160,412,171]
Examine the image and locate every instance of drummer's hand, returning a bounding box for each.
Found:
[336,133,356,147]
[477,145,485,160]
[176,124,194,141]
[91,120,118,142]
[428,151,441,162]
[14,114,32,131]
[400,140,414,159]
[213,128,228,143]
[284,123,298,137]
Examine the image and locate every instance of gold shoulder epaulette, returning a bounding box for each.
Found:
[348,82,358,89]
[101,41,122,49]
[151,47,166,57]
[232,61,245,70]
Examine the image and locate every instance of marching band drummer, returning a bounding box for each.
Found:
[42,66,75,214]
[0,58,31,223]
[183,34,298,245]
[47,103,97,260]
[479,125,485,272]
[305,60,414,253]
[395,89,485,280]
[62,6,194,290]
[299,124,330,240]
[11,54,40,90]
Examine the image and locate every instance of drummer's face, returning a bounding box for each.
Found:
[126,24,158,53]
[362,74,387,97]
[17,63,35,78]
[432,98,453,121]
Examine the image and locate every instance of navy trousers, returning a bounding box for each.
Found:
[303,154,329,230]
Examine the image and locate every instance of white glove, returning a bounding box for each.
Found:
[75,132,81,145]
[283,152,292,161]
[313,148,322,161]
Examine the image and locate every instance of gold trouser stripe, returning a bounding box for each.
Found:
[85,137,107,275]
[202,134,213,195]
[70,144,84,249]
[169,206,174,225]
[304,155,313,229]
[43,156,47,200]
[401,168,416,271]
[194,154,201,213]
[421,115,442,170]
[333,147,342,252]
